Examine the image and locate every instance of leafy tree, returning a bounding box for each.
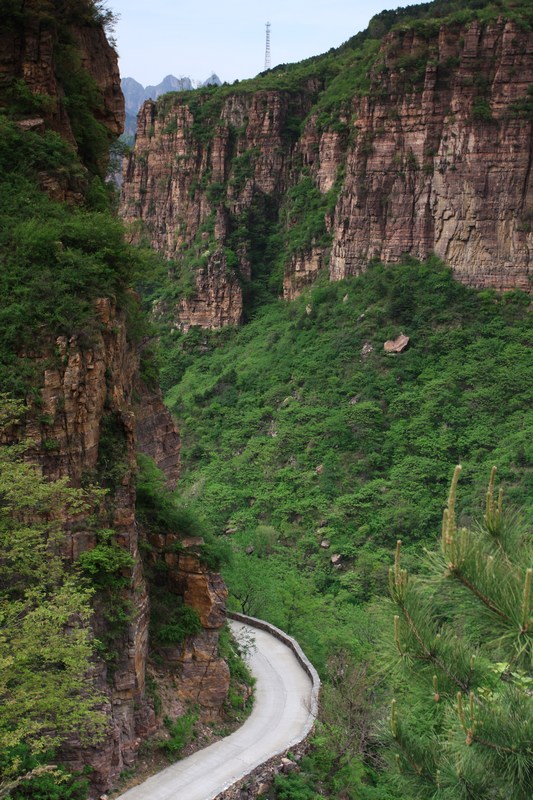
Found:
[381,466,533,799]
[0,397,106,797]
[311,654,376,795]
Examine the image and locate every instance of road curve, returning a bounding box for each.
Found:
[115,619,317,800]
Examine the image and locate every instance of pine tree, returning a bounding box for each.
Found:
[382,466,533,799]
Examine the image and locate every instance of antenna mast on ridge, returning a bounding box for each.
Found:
[264,22,271,70]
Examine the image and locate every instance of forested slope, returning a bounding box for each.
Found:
[120,1,533,796]
[159,263,533,799]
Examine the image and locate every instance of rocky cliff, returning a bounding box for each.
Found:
[24,300,226,795]
[0,0,123,167]
[26,300,159,792]
[330,18,533,290]
[1,2,229,795]
[121,6,533,329]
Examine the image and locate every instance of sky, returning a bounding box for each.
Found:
[109,0,422,87]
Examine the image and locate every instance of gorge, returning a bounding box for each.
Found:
[1,1,532,799]
[120,6,533,332]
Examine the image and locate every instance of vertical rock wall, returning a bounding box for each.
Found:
[0,0,123,148]
[24,298,227,796]
[121,15,533,328]
[120,86,322,327]
[1,3,230,793]
[330,20,533,290]
[23,301,156,794]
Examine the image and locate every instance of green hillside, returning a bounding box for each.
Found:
[160,258,532,796]
[163,257,532,634]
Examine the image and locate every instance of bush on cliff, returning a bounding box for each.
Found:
[0,397,106,798]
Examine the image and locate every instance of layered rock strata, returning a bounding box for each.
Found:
[23,298,227,795]
[330,19,533,290]
[145,539,230,714]
[2,3,229,793]
[0,0,123,149]
[121,86,321,327]
[121,15,532,329]
[23,301,157,793]
[135,376,181,487]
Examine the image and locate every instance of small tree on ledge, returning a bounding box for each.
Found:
[381,466,532,800]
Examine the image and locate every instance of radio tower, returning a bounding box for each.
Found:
[264,22,271,70]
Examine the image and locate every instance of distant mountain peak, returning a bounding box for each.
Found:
[202,73,222,86]
[121,72,222,141]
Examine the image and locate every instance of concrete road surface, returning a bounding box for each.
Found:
[115,619,315,800]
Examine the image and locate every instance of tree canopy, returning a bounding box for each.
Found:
[0,397,106,797]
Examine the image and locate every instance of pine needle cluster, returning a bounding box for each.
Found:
[382,466,533,799]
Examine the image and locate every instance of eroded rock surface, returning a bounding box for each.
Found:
[330,20,533,291]
[121,16,533,329]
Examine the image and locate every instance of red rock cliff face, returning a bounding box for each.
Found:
[120,85,321,327]
[331,19,533,290]
[1,3,229,793]
[23,298,226,796]
[0,0,123,146]
[121,16,532,324]
[25,301,158,794]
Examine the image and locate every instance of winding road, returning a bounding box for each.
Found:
[116,617,318,800]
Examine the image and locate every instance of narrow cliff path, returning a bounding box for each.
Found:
[115,617,319,800]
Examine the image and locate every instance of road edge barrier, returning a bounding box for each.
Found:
[227,611,321,748]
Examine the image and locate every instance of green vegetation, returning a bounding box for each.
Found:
[160,257,531,794]
[218,624,255,716]
[136,453,230,571]
[77,527,135,669]
[165,259,531,607]
[0,747,90,800]
[160,710,198,756]
[0,397,106,798]
[0,118,155,396]
[283,174,337,256]
[150,589,202,649]
[381,468,532,799]
[268,472,532,798]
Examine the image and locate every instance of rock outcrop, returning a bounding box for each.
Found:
[0,0,123,152]
[145,540,230,715]
[135,376,181,487]
[121,13,532,329]
[120,86,321,328]
[1,2,229,794]
[330,19,533,291]
[21,301,159,794]
[22,299,229,795]
[21,300,215,796]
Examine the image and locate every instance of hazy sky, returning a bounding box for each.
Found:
[109,1,422,86]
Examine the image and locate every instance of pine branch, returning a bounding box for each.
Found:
[448,566,510,622]
[400,603,470,693]
[471,734,531,756]
[392,536,471,691]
